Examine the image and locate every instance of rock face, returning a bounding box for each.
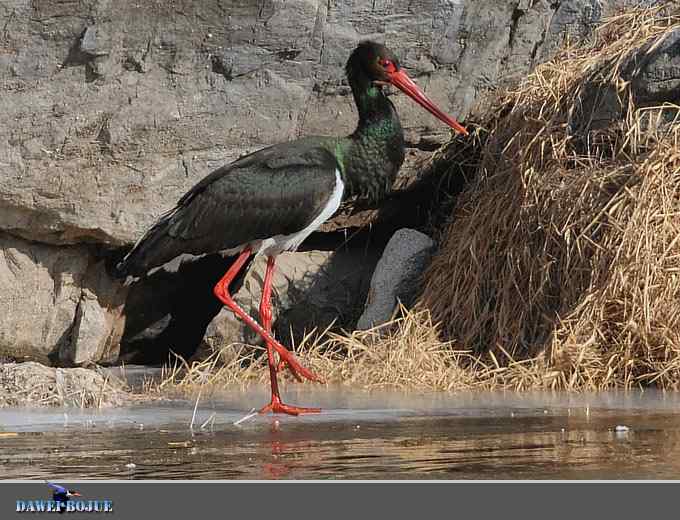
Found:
[0,0,634,247]
[61,260,127,366]
[0,234,124,364]
[627,26,680,104]
[0,235,85,363]
[568,22,680,136]
[357,229,434,330]
[0,0,640,364]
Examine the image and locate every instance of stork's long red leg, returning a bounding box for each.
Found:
[212,248,324,386]
[257,256,301,383]
[257,255,320,416]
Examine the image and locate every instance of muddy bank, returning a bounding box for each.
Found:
[0,362,129,408]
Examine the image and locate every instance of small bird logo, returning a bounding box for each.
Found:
[45,481,81,514]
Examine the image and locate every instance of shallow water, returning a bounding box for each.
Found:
[2,386,680,479]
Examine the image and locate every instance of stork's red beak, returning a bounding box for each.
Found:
[387,69,468,136]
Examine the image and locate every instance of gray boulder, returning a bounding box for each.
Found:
[357,229,434,330]
[627,26,680,104]
[0,234,124,365]
[61,260,127,366]
[567,22,680,136]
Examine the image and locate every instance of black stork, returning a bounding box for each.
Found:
[116,41,468,416]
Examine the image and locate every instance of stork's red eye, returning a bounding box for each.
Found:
[379,58,396,73]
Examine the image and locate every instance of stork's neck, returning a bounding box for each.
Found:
[335,70,405,201]
[348,70,395,128]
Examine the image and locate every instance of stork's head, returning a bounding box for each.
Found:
[346,41,468,136]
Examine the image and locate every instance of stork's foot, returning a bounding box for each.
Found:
[259,395,321,416]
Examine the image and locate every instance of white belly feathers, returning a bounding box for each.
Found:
[255,168,345,256]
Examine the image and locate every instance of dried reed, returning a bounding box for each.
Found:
[421,2,680,390]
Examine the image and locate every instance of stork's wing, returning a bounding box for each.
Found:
[168,141,340,246]
[116,138,342,277]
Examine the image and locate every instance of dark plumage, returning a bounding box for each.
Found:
[116,140,338,277]
[116,40,467,415]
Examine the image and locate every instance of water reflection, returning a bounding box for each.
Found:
[3,390,680,479]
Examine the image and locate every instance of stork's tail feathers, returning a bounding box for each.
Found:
[113,209,179,280]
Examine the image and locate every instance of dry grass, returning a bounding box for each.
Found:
[155,3,680,396]
[149,307,477,395]
[421,2,680,390]
[151,305,619,395]
[0,362,129,407]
